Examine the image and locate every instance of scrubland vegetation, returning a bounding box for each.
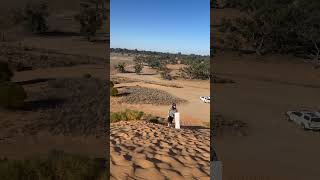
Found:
[214,0,320,66]
[112,48,210,80]
[0,61,27,109]
[0,150,106,180]
[9,0,107,41]
[110,109,164,124]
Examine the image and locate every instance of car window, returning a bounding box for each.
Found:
[304,116,310,120]
[311,118,320,122]
[293,112,302,116]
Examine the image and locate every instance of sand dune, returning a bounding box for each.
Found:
[110,121,210,180]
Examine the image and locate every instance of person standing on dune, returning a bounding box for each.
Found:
[168,103,178,127]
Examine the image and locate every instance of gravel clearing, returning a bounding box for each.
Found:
[24,77,107,136]
[119,86,188,105]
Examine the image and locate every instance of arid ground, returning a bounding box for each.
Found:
[110,53,210,179]
[212,1,320,179]
[0,0,108,160]
[214,52,320,180]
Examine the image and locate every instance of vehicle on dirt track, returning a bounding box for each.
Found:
[286,111,320,130]
[200,96,210,103]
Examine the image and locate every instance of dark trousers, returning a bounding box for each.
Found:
[168,116,174,124]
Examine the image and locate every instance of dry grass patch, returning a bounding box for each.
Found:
[0,150,106,180]
[119,86,187,105]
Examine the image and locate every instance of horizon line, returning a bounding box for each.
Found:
[110,47,210,56]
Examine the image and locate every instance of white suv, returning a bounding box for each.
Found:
[286,111,320,130]
[200,96,210,103]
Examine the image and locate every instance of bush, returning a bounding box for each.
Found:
[0,82,27,109]
[149,60,162,69]
[158,62,172,80]
[160,70,172,80]
[110,81,114,88]
[134,62,143,74]
[0,61,13,82]
[179,60,210,80]
[23,1,49,33]
[133,56,144,74]
[110,109,144,123]
[143,57,162,69]
[0,150,105,180]
[110,87,118,96]
[114,62,126,73]
[74,5,103,41]
[83,73,92,79]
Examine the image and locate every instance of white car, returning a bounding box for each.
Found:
[200,96,210,103]
[286,111,320,130]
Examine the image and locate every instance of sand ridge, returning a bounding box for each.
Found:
[110,121,210,180]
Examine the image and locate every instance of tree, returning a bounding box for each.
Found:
[218,0,320,57]
[133,57,144,74]
[155,60,171,80]
[114,62,126,73]
[20,1,49,33]
[179,60,210,80]
[75,0,104,41]
[295,0,320,66]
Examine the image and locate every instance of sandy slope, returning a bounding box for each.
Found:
[110,121,210,180]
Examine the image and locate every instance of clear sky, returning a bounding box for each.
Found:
[110,0,209,55]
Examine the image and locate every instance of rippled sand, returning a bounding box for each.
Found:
[110,121,210,180]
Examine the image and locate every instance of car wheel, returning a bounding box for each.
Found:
[286,115,292,121]
[301,123,307,130]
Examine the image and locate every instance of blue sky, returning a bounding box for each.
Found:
[110,0,209,55]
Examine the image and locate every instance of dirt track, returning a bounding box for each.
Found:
[110,57,210,126]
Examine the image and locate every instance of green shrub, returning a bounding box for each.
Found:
[179,60,210,80]
[160,67,172,80]
[24,1,49,33]
[114,62,126,73]
[148,117,159,124]
[0,82,27,109]
[133,56,144,74]
[0,61,13,82]
[149,60,162,69]
[74,5,103,41]
[160,71,172,80]
[83,73,92,79]
[110,109,144,123]
[134,62,143,74]
[110,87,118,96]
[110,81,114,88]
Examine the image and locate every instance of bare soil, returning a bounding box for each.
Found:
[214,52,320,180]
[0,0,108,159]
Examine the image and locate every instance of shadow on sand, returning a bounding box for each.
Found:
[24,98,66,111]
[181,126,210,130]
[16,78,55,85]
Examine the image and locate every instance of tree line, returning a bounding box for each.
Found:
[114,53,210,80]
[215,0,320,65]
[9,0,107,41]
